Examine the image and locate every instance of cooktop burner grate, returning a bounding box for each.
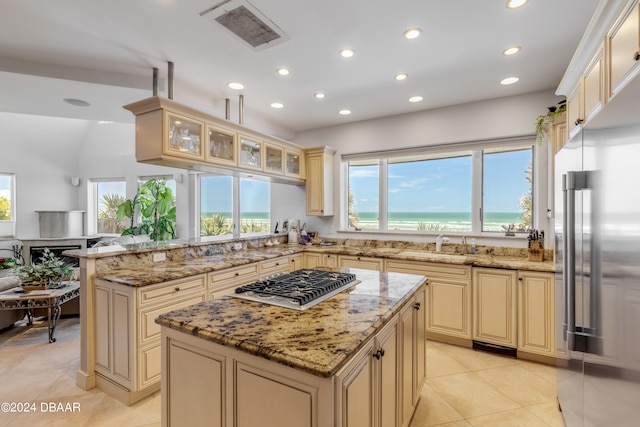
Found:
[233,269,359,310]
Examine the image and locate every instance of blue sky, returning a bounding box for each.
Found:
[350,150,531,213]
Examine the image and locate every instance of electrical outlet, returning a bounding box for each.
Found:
[153,252,166,262]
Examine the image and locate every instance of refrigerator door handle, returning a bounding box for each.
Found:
[563,173,576,350]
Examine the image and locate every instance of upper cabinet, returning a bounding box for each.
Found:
[557,0,640,141]
[305,146,335,216]
[124,97,305,184]
[608,0,640,98]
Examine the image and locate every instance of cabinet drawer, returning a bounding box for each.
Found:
[338,255,383,271]
[259,256,291,278]
[386,259,471,281]
[209,263,259,290]
[138,275,206,306]
[139,293,207,345]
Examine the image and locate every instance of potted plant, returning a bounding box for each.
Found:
[535,102,566,144]
[17,248,74,290]
[117,178,176,241]
[0,257,18,278]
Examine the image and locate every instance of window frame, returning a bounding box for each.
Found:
[342,139,537,236]
[0,173,16,238]
[90,177,127,236]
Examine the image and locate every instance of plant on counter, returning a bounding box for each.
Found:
[17,248,73,288]
[535,103,566,144]
[117,178,176,241]
[0,257,17,270]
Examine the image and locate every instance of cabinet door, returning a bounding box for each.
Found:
[583,46,605,122]
[400,302,415,427]
[304,253,322,269]
[290,254,304,271]
[338,255,384,271]
[338,342,375,427]
[305,147,335,216]
[427,278,471,339]
[323,254,338,267]
[609,1,640,98]
[238,136,263,170]
[264,144,284,174]
[567,83,583,139]
[165,112,204,161]
[473,268,517,348]
[285,149,304,179]
[518,271,555,357]
[376,319,399,427]
[206,124,236,166]
[413,289,426,401]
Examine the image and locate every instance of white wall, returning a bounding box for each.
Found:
[294,89,562,245]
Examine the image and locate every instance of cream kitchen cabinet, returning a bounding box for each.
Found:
[305,146,335,216]
[259,255,292,278]
[567,45,606,140]
[608,0,640,99]
[399,290,426,427]
[304,252,338,268]
[205,123,237,167]
[285,149,304,179]
[337,315,399,427]
[264,143,284,174]
[472,268,517,348]
[386,259,472,345]
[518,270,555,359]
[94,274,207,404]
[566,83,584,139]
[208,263,259,300]
[338,255,384,271]
[289,253,304,270]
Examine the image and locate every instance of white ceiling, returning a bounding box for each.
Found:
[0,0,600,137]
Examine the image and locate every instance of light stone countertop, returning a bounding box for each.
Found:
[92,243,554,287]
[155,268,426,377]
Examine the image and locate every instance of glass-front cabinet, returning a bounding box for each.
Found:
[206,125,237,166]
[264,144,284,174]
[165,112,204,160]
[238,136,263,170]
[285,149,303,179]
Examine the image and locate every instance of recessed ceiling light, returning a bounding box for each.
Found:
[314,92,326,99]
[403,28,422,40]
[503,46,521,56]
[501,77,520,85]
[276,68,290,76]
[339,48,355,58]
[506,0,528,9]
[409,96,423,103]
[395,73,408,81]
[227,82,244,90]
[270,102,284,109]
[63,98,90,107]
[339,109,352,115]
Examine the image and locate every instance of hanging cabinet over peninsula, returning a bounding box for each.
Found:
[124,96,305,184]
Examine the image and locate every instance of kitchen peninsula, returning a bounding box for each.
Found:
[156,268,427,427]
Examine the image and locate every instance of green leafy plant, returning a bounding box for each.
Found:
[17,248,73,287]
[117,178,176,241]
[0,257,17,270]
[535,104,566,144]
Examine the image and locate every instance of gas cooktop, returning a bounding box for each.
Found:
[233,269,359,310]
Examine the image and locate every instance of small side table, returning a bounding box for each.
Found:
[0,282,80,343]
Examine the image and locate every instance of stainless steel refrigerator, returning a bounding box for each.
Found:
[554,76,640,426]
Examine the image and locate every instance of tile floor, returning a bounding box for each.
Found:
[0,317,566,426]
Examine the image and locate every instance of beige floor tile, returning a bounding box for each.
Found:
[467,408,551,427]
[432,421,473,427]
[427,372,520,418]
[526,400,566,427]
[409,384,464,427]
[517,359,559,385]
[474,364,557,407]
[426,345,470,379]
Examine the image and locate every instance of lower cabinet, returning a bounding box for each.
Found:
[94,274,207,404]
[472,268,517,348]
[518,270,555,358]
[400,289,426,427]
[304,252,338,268]
[386,259,472,344]
[208,263,259,300]
[259,255,291,278]
[338,255,384,271]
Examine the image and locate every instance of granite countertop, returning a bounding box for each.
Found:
[92,243,554,287]
[155,268,426,377]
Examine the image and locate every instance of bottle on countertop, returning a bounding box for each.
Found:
[471,238,476,254]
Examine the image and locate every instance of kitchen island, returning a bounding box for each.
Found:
[155,267,427,427]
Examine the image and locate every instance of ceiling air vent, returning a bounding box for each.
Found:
[200,0,290,50]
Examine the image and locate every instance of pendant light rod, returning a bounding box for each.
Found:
[239,94,244,125]
[225,98,230,120]
[168,61,174,100]
[152,68,159,96]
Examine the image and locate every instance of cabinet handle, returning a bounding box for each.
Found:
[373,349,385,360]
[414,302,421,310]
[634,50,640,61]
[235,272,240,276]
[275,263,279,266]
[519,277,523,281]
[575,118,584,126]
[174,287,180,292]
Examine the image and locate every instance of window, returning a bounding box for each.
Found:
[240,178,270,236]
[95,179,127,235]
[0,173,15,237]
[201,175,233,238]
[199,175,270,239]
[482,148,533,232]
[344,141,535,235]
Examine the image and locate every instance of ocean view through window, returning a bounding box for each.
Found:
[346,142,534,234]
